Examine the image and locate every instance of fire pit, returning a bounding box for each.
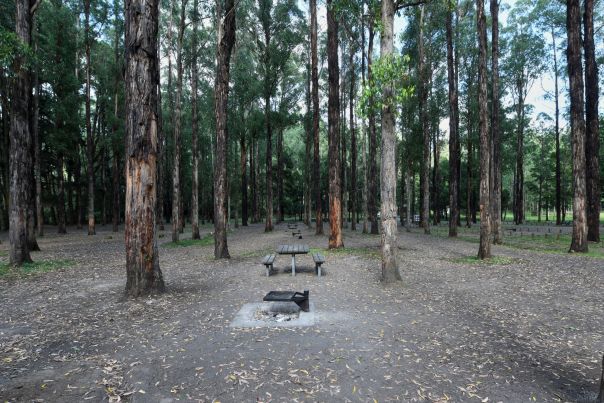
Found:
[263,290,309,312]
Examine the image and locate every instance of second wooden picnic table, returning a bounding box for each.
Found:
[276,244,309,276]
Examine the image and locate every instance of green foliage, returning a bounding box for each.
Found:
[359,54,413,117]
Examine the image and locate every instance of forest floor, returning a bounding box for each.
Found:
[0,221,602,402]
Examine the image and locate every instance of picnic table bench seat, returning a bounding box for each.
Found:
[262,254,276,277]
[312,253,325,277]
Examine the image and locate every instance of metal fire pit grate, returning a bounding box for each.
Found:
[263,290,309,312]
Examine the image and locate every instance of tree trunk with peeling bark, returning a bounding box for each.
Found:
[476,0,491,259]
[584,0,600,243]
[349,42,357,232]
[327,0,342,249]
[213,0,235,258]
[124,0,164,296]
[567,0,588,253]
[379,0,400,282]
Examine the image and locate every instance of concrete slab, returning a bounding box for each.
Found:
[230,302,316,328]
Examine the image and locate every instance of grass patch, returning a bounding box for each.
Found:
[164,233,214,248]
[0,259,74,278]
[0,250,7,257]
[449,255,517,266]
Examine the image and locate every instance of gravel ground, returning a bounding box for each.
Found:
[0,222,602,402]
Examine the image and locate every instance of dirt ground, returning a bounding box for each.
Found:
[0,221,602,402]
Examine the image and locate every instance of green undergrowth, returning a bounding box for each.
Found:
[449,255,517,266]
[0,259,74,278]
[164,233,214,248]
[431,226,604,259]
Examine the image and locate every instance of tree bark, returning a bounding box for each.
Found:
[124,0,164,296]
[171,0,187,242]
[31,20,42,245]
[213,0,235,258]
[310,0,322,235]
[327,0,343,249]
[513,77,525,226]
[349,41,357,231]
[156,30,165,231]
[304,56,312,226]
[191,0,200,238]
[552,29,561,226]
[418,6,430,234]
[112,3,122,233]
[367,19,378,235]
[583,0,600,243]
[446,1,459,237]
[9,0,33,265]
[490,0,502,244]
[240,131,248,227]
[476,0,491,259]
[277,128,284,223]
[85,0,95,235]
[361,9,369,234]
[57,154,67,234]
[379,0,400,282]
[567,0,588,253]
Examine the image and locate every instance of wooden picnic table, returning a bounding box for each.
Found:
[276,244,309,276]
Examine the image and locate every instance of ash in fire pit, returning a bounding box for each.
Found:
[230,299,316,328]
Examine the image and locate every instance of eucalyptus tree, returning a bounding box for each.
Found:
[476,0,490,259]
[310,0,322,234]
[446,0,460,237]
[583,0,599,243]
[503,4,546,225]
[326,0,343,249]
[9,0,37,265]
[533,0,564,226]
[124,0,165,295]
[566,0,587,253]
[490,0,502,244]
[213,0,236,258]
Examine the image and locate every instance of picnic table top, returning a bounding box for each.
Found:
[276,244,310,254]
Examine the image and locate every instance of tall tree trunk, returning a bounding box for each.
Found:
[9,0,33,265]
[85,0,95,235]
[124,0,164,296]
[240,131,248,226]
[361,8,369,234]
[156,16,165,231]
[349,41,357,231]
[466,109,473,229]
[567,0,588,253]
[476,0,491,259]
[367,20,378,235]
[446,1,459,237]
[584,0,600,243]
[490,0,502,244]
[75,143,82,229]
[171,0,187,242]
[552,29,561,226]
[191,0,200,239]
[304,57,312,227]
[277,128,284,223]
[418,6,430,234]
[379,0,400,282]
[250,135,257,223]
[213,0,235,258]
[310,0,322,235]
[57,154,67,234]
[513,78,525,226]
[327,0,342,249]
[32,19,43,241]
[112,6,121,233]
